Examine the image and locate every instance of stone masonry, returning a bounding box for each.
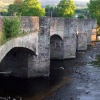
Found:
[0,17,97,78]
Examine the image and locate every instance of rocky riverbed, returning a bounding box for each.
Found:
[45,42,100,100]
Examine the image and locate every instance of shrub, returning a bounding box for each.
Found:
[78,15,85,19]
[2,17,20,40]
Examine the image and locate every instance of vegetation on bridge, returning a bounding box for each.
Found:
[0,17,20,45]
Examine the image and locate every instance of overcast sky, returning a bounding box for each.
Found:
[75,0,89,2]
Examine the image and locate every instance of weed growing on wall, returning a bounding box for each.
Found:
[1,17,20,43]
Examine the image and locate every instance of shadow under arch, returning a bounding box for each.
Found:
[50,34,64,59]
[0,47,37,77]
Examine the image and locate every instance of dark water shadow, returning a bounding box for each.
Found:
[0,59,76,99]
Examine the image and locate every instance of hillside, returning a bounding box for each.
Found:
[39,0,88,8]
[0,0,14,11]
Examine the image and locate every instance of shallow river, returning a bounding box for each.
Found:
[0,42,100,100]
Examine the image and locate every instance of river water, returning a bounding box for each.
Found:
[0,42,100,100]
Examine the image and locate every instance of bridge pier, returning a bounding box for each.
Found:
[50,18,64,59]
[37,17,50,77]
[77,19,87,50]
[64,18,77,58]
[85,19,97,45]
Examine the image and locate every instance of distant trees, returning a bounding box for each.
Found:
[57,0,76,17]
[45,5,58,17]
[45,0,76,17]
[75,8,88,14]
[19,0,45,16]
[7,0,45,16]
[87,0,100,26]
[7,0,76,17]
[75,8,89,19]
[7,0,23,16]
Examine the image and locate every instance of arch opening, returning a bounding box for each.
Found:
[0,47,36,77]
[50,35,64,59]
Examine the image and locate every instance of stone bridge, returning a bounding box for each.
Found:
[0,17,97,78]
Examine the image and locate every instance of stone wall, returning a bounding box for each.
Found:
[0,17,39,78]
[77,19,97,49]
[50,18,64,39]
[64,18,77,58]
[28,17,50,78]
[20,17,39,34]
[85,19,93,45]
[0,47,35,77]
[0,16,97,78]
[37,17,50,77]
[50,18,64,59]
[77,19,87,50]
[50,35,64,59]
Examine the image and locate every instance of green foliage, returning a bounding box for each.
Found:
[45,5,58,17]
[57,0,76,17]
[87,0,100,26]
[75,8,89,18]
[19,0,45,16]
[7,0,23,16]
[78,15,85,18]
[2,17,20,40]
[75,8,88,14]
[7,0,45,16]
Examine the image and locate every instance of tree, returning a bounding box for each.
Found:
[45,5,58,17]
[19,0,45,16]
[7,0,45,16]
[87,0,100,26]
[57,0,76,17]
[78,15,85,18]
[7,0,23,16]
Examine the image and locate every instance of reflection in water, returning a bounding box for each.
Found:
[0,60,76,100]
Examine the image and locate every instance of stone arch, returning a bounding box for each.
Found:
[0,47,37,77]
[0,34,37,63]
[50,34,64,59]
[50,33,63,40]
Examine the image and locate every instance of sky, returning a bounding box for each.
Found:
[75,0,89,2]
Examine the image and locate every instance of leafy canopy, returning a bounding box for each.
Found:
[7,0,23,16]
[7,0,45,16]
[87,0,100,26]
[57,0,76,17]
[19,0,45,16]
